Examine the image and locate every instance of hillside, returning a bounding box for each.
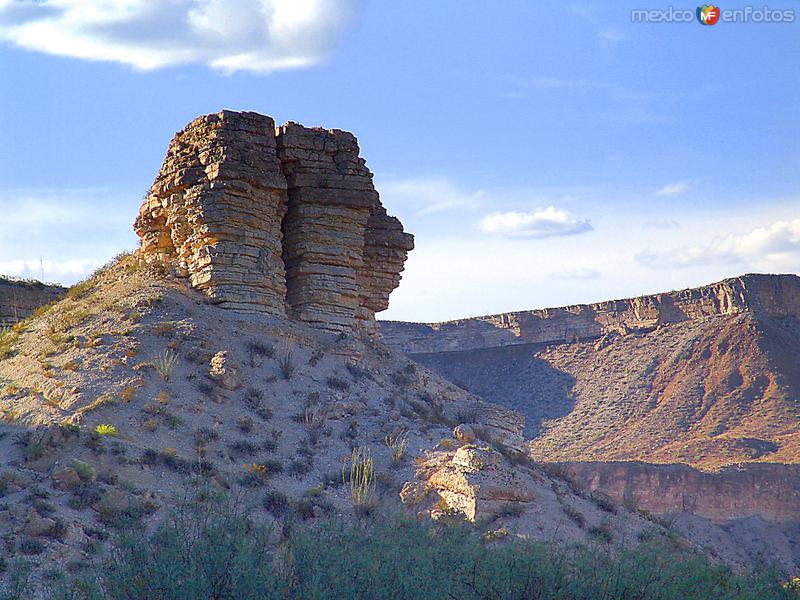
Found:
[0,110,716,596]
[382,275,800,470]
[0,254,691,595]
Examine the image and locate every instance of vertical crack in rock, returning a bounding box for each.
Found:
[134,110,413,334]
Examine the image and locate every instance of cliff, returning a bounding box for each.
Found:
[135,110,413,335]
[0,277,66,327]
[561,461,800,523]
[380,274,800,353]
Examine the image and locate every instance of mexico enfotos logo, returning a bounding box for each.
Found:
[631,5,796,23]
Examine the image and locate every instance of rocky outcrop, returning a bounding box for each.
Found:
[560,461,800,523]
[0,278,66,327]
[134,110,412,334]
[407,445,535,521]
[381,274,800,353]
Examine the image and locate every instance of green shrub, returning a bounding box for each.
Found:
[50,504,798,600]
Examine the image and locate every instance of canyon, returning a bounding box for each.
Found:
[381,274,800,353]
[381,274,800,556]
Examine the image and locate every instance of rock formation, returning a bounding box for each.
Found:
[135,110,413,334]
[0,278,66,327]
[407,445,536,521]
[560,461,800,523]
[380,274,800,353]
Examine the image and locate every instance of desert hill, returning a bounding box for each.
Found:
[0,277,66,329]
[0,110,713,596]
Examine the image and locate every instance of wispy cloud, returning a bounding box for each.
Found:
[656,181,688,196]
[636,217,800,269]
[644,218,681,230]
[379,178,484,217]
[0,0,360,73]
[548,268,601,280]
[478,206,592,239]
[598,28,624,45]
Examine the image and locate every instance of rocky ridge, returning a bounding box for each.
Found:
[384,274,800,572]
[381,274,800,352]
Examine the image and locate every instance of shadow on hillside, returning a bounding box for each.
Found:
[412,342,577,438]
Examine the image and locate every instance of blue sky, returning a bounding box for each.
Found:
[0,0,798,322]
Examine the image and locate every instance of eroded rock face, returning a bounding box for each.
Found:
[381,274,800,352]
[560,461,800,523]
[0,278,66,327]
[135,110,413,334]
[409,446,535,521]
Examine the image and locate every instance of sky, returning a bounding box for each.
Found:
[0,0,798,323]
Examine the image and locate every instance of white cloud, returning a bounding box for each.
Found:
[379,178,484,217]
[598,28,624,45]
[0,259,102,284]
[656,181,688,196]
[477,206,592,239]
[637,217,800,269]
[0,187,140,285]
[0,0,359,73]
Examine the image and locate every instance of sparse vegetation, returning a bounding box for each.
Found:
[153,349,178,382]
[345,446,376,514]
[326,375,349,391]
[246,340,274,366]
[94,424,118,437]
[384,430,409,463]
[562,503,586,528]
[279,349,296,380]
[236,415,254,433]
[590,490,617,514]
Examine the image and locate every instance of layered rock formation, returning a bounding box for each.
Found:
[381,274,800,353]
[560,462,800,523]
[0,278,66,327]
[135,110,413,334]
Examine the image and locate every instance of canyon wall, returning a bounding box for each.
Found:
[0,278,66,328]
[381,274,800,353]
[134,110,413,334]
[561,461,800,523]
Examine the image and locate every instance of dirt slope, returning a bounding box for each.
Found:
[0,255,684,595]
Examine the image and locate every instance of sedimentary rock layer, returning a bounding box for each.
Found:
[135,111,289,316]
[358,205,414,334]
[0,278,66,327]
[134,110,413,333]
[560,461,800,523]
[276,122,374,331]
[380,274,800,352]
